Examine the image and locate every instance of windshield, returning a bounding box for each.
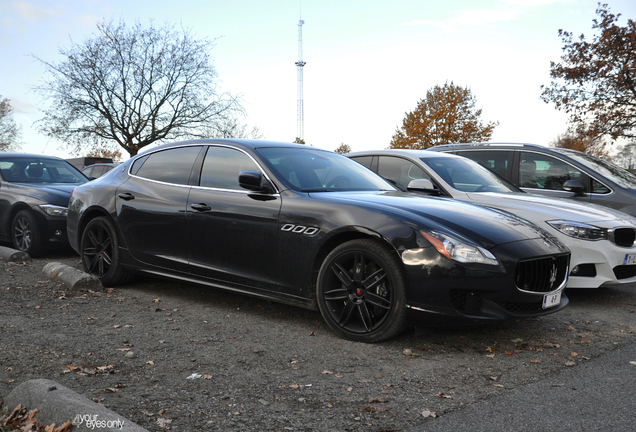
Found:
[421,156,521,193]
[558,150,636,190]
[0,157,88,184]
[256,147,396,192]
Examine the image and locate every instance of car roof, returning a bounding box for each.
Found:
[141,138,314,155]
[0,152,66,161]
[347,149,464,160]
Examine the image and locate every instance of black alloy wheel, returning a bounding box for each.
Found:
[81,217,132,286]
[12,210,44,257]
[316,239,406,342]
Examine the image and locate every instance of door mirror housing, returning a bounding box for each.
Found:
[407,178,439,195]
[239,171,274,194]
[563,179,585,196]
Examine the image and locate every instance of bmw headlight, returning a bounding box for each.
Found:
[39,204,68,217]
[546,220,608,241]
[420,230,498,265]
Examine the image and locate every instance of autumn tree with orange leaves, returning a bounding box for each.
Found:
[389,82,498,149]
[541,3,636,142]
[550,130,612,161]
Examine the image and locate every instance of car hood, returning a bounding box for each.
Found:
[7,182,78,207]
[465,192,636,228]
[310,191,566,251]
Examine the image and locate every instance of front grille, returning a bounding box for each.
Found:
[612,228,636,247]
[495,301,543,314]
[449,290,484,313]
[613,265,636,280]
[515,255,569,293]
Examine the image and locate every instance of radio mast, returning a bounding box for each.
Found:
[295,17,306,141]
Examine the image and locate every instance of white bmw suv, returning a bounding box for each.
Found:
[348,149,636,289]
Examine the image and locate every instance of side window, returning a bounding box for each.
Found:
[350,156,374,170]
[83,167,94,178]
[377,156,428,191]
[519,152,583,190]
[135,146,201,185]
[200,146,259,190]
[456,150,509,178]
[591,178,611,194]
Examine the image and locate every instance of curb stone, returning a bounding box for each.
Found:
[0,245,30,262]
[42,262,102,290]
[3,379,149,432]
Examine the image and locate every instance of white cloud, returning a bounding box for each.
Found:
[12,1,60,23]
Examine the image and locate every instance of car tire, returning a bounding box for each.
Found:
[316,239,407,343]
[11,210,44,257]
[81,216,133,287]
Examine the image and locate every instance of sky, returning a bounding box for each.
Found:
[2,0,635,160]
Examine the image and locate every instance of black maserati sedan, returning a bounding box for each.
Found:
[0,153,88,256]
[67,139,571,342]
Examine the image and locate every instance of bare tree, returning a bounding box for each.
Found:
[0,96,22,151]
[34,20,242,157]
[196,116,264,139]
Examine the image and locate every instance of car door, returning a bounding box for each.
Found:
[116,145,202,271]
[187,145,282,289]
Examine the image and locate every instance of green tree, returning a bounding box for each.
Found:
[540,3,636,142]
[334,143,352,154]
[390,82,498,149]
[0,96,22,151]
[34,20,242,157]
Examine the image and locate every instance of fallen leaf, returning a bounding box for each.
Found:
[505,351,513,355]
[309,331,316,336]
[146,361,154,366]
[529,360,541,364]
[203,374,213,380]
[403,349,413,356]
[486,354,495,358]
[158,409,166,416]
[346,387,353,392]
[494,384,504,388]
[489,376,498,381]
[421,409,437,418]
[105,387,119,393]
[322,370,333,375]
[571,352,578,357]
[565,361,576,366]
[368,397,389,403]
[566,325,576,331]
[435,392,451,399]
[485,346,493,352]
[153,298,160,303]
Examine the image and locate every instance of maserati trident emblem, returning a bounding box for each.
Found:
[549,258,558,288]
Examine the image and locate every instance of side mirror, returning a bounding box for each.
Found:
[563,179,585,196]
[239,171,274,194]
[407,178,439,195]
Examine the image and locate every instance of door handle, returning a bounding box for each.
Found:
[118,193,135,201]
[190,203,211,212]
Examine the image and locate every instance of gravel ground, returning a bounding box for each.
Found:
[1,247,636,431]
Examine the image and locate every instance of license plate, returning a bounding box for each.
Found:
[543,292,561,309]
[624,254,636,265]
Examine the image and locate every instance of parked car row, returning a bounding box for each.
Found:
[2,140,635,342]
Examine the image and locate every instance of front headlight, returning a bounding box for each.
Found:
[546,220,608,241]
[420,230,499,265]
[39,204,68,217]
